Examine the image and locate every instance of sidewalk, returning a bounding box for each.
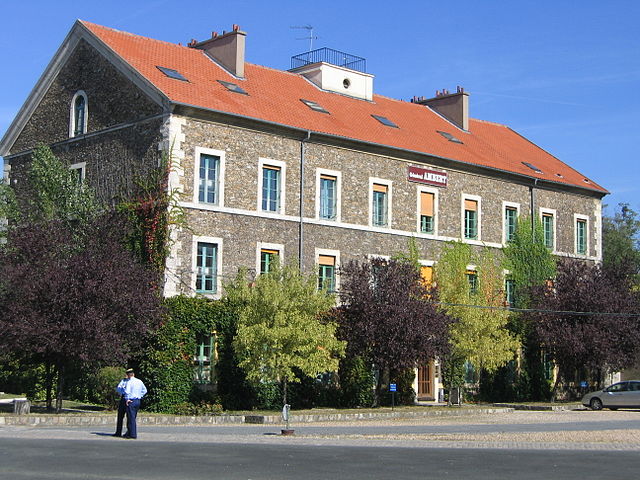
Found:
[0,405,514,427]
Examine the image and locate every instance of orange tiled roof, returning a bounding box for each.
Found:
[82,21,606,194]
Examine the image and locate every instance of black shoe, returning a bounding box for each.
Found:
[111,433,122,437]
[123,434,136,439]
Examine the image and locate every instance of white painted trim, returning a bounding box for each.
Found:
[502,201,520,245]
[315,247,341,291]
[193,146,226,206]
[255,242,284,274]
[539,207,558,254]
[369,177,393,228]
[595,202,603,262]
[178,200,508,250]
[69,161,86,181]
[257,157,287,214]
[573,213,590,257]
[69,90,89,138]
[367,253,391,261]
[419,259,436,267]
[416,185,439,236]
[315,167,342,222]
[461,193,482,243]
[191,235,224,299]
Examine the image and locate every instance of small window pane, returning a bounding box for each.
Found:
[543,214,554,249]
[196,243,217,293]
[198,154,220,204]
[262,167,281,212]
[157,66,188,81]
[218,80,248,95]
[505,207,517,242]
[371,114,398,128]
[320,176,337,219]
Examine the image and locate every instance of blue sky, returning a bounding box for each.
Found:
[1,1,638,214]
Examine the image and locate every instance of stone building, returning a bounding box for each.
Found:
[0,21,607,402]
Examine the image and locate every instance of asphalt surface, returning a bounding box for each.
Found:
[2,410,640,479]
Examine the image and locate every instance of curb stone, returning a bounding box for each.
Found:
[0,407,513,427]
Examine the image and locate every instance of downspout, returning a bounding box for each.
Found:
[530,178,538,239]
[299,131,311,270]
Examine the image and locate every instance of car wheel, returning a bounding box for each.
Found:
[590,397,603,411]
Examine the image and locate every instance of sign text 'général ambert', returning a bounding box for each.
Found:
[407,166,448,187]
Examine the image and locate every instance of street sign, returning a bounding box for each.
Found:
[389,383,397,392]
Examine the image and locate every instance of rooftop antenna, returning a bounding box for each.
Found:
[290,24,319,51]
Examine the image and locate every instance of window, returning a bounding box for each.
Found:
[218,80,248,95]
[69,162,86,183]
[437,130,463,144]
[522,161,543,174]
[301,99,329,114]
[69,90,88,138]
[505,206,518,243]
[420,264,433,289]
[372,183,389,227]
[196,242,218,294]
[198,153,220,204]
[576,217,587,255]
[157,66,188,81]
[260,249,279,274]
[542,212,555,249]
[371,114,398,128]
[259,159,286,213]
[505,277,515,306]
[194,333,216,384]
[318,255,336,292]
[319,174,337,220]
[466,270,478,294]
[420,191,435,234]
[464,198,479,240]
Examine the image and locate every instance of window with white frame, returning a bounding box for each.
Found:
[193,236,222,295]
[418,188,437,234]
[69,162,86,183]
[256,242,283,275]
[316,249,340,293]
[540,209,556,250]
[194,147,225,206]
[575,215,588,255]
[258,159,286,214]
[463,196,481,240]
[317,170,340,220]
[370,179,391,227]
[69,90,88,138]
[503,202,519,243]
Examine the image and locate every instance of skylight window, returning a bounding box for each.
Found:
[301,99,329,114]
[522,161,543,174]
[437,130,463,144]
[217,80,248,95]
[371,114,398,128]
[156,66,188,81]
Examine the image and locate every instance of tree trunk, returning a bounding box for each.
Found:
[45,362,54,411]
[282,378,288,405]
[55,364,65,413]
[550,371,562,403]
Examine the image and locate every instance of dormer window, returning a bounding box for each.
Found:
[69,90,88,138]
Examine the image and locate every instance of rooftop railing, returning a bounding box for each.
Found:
[291,47,366,73]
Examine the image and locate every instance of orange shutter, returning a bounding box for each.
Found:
[420,266,433,284]
[318,255,335,266]
[464,199,477,211]
[320,174,336,181]
[373,183,388,193]
[421,192,434,216]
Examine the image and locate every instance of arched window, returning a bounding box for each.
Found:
[69,91,88,137]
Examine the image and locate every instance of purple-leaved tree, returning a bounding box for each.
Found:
[530,258,640,399]
[338,257,453,405]
[0,214,164,411]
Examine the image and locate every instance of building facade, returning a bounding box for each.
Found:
[0,21,608,402]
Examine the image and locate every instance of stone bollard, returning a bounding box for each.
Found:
[13,399,30,415]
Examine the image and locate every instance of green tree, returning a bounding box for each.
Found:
[502,215,557,400]
[603,203,640,284]
[435,242,520,392]
[503,216,557,311]
[225,264,345,408]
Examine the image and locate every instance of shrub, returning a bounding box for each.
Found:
[89,366,125,410]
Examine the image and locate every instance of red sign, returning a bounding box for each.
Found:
[407,166,447,187]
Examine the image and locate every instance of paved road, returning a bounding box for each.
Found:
[2,410,640,479]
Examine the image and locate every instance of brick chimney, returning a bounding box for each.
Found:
[412,86,469,131]
[189,25,246,78]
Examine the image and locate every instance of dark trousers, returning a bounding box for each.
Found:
[115,398,141,438]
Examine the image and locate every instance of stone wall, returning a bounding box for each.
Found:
[168,116,602,296]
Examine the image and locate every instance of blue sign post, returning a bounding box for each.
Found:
[389,383,397,410]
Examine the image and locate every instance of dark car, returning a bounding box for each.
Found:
[582,380,640,410]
